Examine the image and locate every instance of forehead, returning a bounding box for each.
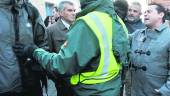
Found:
[146,5,157,11]
[64,3,74,8]
[129,4,141,12]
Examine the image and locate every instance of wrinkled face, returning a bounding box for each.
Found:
[60,3,76,24]
[144,5,164,28]
[127,4,141,22]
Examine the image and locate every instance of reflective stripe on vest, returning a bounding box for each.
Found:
[70,11,120,85]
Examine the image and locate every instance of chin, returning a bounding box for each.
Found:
[145,24,151,28]
[128,18,135,22]
[144,21,149,25]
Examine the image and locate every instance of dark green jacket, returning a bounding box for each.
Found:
[33,0,128,95]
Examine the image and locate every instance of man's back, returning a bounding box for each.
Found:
[11,0,129,95]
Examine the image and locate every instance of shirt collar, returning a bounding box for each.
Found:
[155,23,169,32]
[125,18,142,24]
[61,19,70,30]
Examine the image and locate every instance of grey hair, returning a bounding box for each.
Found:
[131,1,142,8]
[58,1,74,12]
[130,1,142,13]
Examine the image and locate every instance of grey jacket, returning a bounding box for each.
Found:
[47,18,68,53]
[0,3,48,93]
[125,19,145,34]
[130,23,170,96]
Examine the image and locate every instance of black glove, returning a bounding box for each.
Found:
[12,42,38,59]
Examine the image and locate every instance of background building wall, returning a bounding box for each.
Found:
[147,0,170,10]
[30,0,46,19]
[30,0,80,20]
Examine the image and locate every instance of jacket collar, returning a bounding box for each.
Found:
[155,23,169,32]
[77,0,116,18]
[61,18,71,30]
[57,19,68,31]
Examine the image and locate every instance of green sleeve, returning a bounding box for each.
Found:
[33,20,99,75]
[112,18,129,66]
[46,28,53,52]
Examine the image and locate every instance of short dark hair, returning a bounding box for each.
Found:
[53,6,58,12]
[113,0,128,20]
[149,3,166,22]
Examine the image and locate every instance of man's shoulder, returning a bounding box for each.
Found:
[130,28,145,37]
[136,20,145,27]
[47,20,62,30]
[47,19,67,35]
[162,24,170,35]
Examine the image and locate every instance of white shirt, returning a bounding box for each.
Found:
[61,19,71,29]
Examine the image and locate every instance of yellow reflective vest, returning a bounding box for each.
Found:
[71,11,127,85]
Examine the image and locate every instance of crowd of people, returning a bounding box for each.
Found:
[0,0,170,96]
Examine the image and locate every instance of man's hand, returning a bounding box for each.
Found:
[12,42,38,59]
[12,42,26,58]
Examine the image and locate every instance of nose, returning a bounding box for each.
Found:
[73,12,77,17]
[71,10,76,15]
[143,14,147,19]
[128,10,133,15]
[144,11,148,16]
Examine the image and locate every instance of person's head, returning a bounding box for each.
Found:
[52,6,59,19]
[113,0,128,20]
[79,0,93,9]
[44,16,56,27]
[144,3,166,29]
[58,1,76,24]
[77,0,113,18]
[126,1,142,22]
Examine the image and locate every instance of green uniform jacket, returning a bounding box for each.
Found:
[33,0,129,95]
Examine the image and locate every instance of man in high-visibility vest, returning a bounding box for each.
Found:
[12,0,129,95]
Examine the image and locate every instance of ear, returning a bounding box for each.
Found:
[159,12,165,18]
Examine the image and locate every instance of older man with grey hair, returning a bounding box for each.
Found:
[125,1,145,33]
[47,1,76,96]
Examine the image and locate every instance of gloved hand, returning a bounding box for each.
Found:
[12,42,38,59]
